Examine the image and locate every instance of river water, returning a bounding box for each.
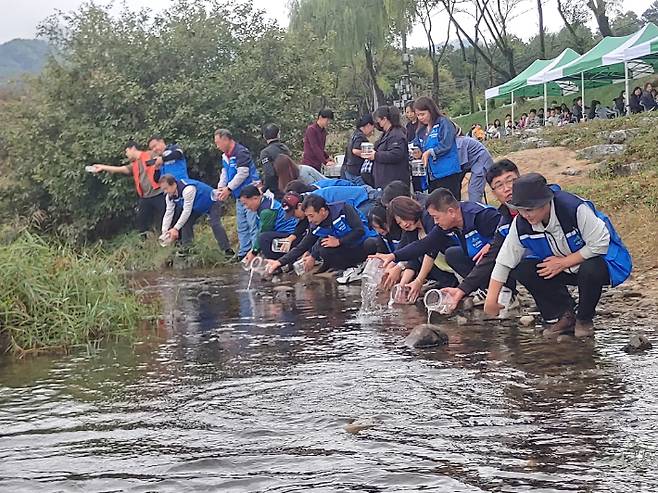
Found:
[0,268,657,492]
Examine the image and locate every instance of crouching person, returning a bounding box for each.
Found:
[266,194,375,275]
[238,185,299,262]
[484,173,632,339]
[159,174,234,255]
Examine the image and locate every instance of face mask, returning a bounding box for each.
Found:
[375,122,384,132]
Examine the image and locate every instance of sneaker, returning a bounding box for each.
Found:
[498,294,521,319]
[336,264,364,285]
[574,320,594,338]
[542,310,576,339]
[472,288,488,306]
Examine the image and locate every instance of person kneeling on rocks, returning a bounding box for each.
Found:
[266,194,376,275]
[484,173,632,339]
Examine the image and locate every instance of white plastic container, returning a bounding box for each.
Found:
[411,159,426,177]
[389,283,411,305]
[159,232,174,247]
[323,163,342,177]
[85,165,98,173]
[498,287,513,307]
[362,257,385,285]
[211,189,222,202]
[272,238,291,253]
[361,142,375,161]
[423,289,454,315]
[293,258,306,276]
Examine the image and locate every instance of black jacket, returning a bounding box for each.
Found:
[344,129,369,175]
[260,140,291,200]
[373,126,409,189]
[629,94,643,114]
[406,120,419,142]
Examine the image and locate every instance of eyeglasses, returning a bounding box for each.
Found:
[491,176,517,191]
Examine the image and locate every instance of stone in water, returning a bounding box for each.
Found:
[404,324,449,349]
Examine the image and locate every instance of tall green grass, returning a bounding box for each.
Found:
[0,233,154,355]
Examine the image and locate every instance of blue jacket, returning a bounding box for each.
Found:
[414,116,461,180]
[174,178,214,215]
[311,203,376,247]
[222,142,260,198]
[310,186,369,210]
[515,190,632,287]
[446,202,500,258]
[313,178,355,188]
[257,196,298,234]
[162,144,189,180]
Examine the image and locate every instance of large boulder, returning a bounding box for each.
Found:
[608,128,640,144]
[404,324,449,348]
[576,144,625,161]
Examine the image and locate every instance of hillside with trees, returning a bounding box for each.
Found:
[0,39,49,82]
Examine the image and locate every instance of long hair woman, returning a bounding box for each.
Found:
[411,96,462,198]
[274,155,325,193]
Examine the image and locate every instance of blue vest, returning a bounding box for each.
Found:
[257,196,298,234]
[447,202,495,258]
[514,190,632,287]
[174,179,214,215]
[415,117,461,179]
[222,143,261,198]
[311,203,375,247]
[313,178,355,188]
[162,144,189,180]
[311,186,368,210]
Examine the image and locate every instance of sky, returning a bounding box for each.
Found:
[0,0,651,46]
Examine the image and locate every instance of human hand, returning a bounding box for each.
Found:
[412,148,422,159]
[320,236,340,248]
[381,263,402,291]
[472,243,491,264]
[537,256,567,279]
[244,251,255,264]
[484,294,503,317]
[372,252,395,267]
[218,187,231,202]
[440,287,465,314]
[407,278,423,303]
[167,228,180,241]
[265,259,281,274]
[303,255,315,272]
[422,150,432,166]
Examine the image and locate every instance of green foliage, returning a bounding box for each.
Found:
[644,1,658,24]
[0,1,334,242]
[0,233,153,355]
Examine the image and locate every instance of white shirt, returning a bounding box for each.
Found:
[162,186,197,234]
[492,200,610,283]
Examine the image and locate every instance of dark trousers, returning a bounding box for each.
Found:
[259,231,301,260]
[363,236,389,255]
[445,245,515,292]
[317,243,367,270]
[408,257,459,288]
[136,194,166,235]
[179,202,231,251]
[429,172,463,200]
[513,257,610,322]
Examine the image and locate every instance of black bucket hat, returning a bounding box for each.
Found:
[508,173,554,210]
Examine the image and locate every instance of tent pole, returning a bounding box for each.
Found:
[624,61,630,116]
[544,82,548,126]
[485,97,489,127]
[581,72,585,118]
[511,91,515,126]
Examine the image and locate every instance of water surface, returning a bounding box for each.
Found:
[1,268,657,492]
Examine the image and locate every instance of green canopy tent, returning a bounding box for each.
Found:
[529,23,658,114]
[483,49,581,125]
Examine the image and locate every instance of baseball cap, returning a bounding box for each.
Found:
[281,191,302,215]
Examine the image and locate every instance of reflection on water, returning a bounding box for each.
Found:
[0,267,657,492]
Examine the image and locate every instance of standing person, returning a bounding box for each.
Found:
[302,109,334,171]
[411,96,462,198]
[484,173,632,339]
[370,105,410,189]
[456,135,494,203]
[147,135,189,180]
[274,155,325,192]
[158,174,234,255]
[260,123,291,200]
[90,141,166,238]
[572,97,584,122]
[404,101,419,142]
[343,114,375,186]
[238,185,299,262]
[214,128,261,260]
[640,82,658,111]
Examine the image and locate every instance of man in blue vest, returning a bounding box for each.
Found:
[238,185,299,262]
[158,174,235,256]
[484,173,632,339]
[148,135,189,180]
[456,135,494,203]
[284,179,380,217]
[265,194,374,274]
[214,128,261,260]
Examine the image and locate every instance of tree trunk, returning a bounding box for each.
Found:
[431,60,440,102]
[537,0,546,58]
[364,43,385,109]
[456,31,475,113]
[587,0,614,37]
[556,0,583,45]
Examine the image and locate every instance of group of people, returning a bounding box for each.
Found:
[88,96,632,340]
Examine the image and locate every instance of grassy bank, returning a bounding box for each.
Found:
[0,233,157,356]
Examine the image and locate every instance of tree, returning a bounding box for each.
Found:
[586,0,614,37]
[556,0,590,46]
[0,1,335,241]
[290,0,396,108]
[537,0,546,59]
[611,12,642,36]
[644,1,658,24]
